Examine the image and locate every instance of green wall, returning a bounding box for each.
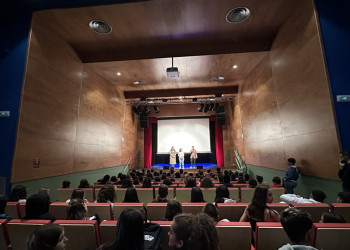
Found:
[12,165,128,202]
[246,164,342,204]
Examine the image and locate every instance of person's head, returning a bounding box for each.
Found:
[113,209,144,250]
[123,187,140,203]
[9,184,27,201]
[101,174,110,184]
[214,185,229,202]
[191,187,205,202]
[310,189,326,202]
[110,176,117,183]
[78,179,90,188]
[192,146,194,149]
[158,184,168,199]
[97,184,116,203]
[0,195,7,214]
[185,177,197,188]
[163,178,173,186]
[248,179,257,188]
[244,173,250,181]
[337,192,350,203]
[287,158,296,166]
[169,213,218,250]
[62,180,70,189]
[320,212,346,223]
[200,177,214,188]
[223,174,231,184]
[25,194,51,219]
[28,224,67,250]
[256,175,263,184]
[70,189,85,200]
[66,200,87,220]
[247,186,273,221]
[202,203,219,222]
[179,148,183,152]
[175,172,181,178]
[165,200,182,221]
[142,177,152,188]
[121,177,133,188]
[340,151,350,163]
[280,207,313,245]
[272,176,281,185]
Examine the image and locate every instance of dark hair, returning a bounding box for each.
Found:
[287,158,296,165]
[202,203,218,222]
[0,195,7,214]
[256,175,263,184]
[158,184,168,199]
[280,207,313,243]
[110,176,117,183]
[311,189,326,202]
[8,185,27,201]
[62,180,70,188]
[97,184,116,203]
[24,194,52,220]
[142,177,152,188]
[191,187,205,202]
[248,179,257,188]
[133,178,139,185]
[223,175,231,184]
[244,173,250,181]
[163,178,173,186]
[165,200,182,221]
[101,174,110,184]
[214,185,229,202]
[70,189,84,200]
[78,179,91,188]
[121,177,133,188]
[185,177,197,188]
[27,224,64,250]
[123,187,140,203]
[200,177,214,188]
[337,192,350,203]
[321,212,346,223]
[172,213,218,250]
[247,186,269,221]
[175,172,181,178]
[272,176,281,185]
[154,177,161,182]
[66,200,87,220]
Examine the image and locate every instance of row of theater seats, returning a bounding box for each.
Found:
[1,219,349,250]
[6,201,350,223]
[56,186,285,204]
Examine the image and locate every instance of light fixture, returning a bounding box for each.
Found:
[144,106,150,115]
[226,7,250,23]
[89,20,112,34]
[198,104,204,112]
[209,103,215,111]
[153,106,160,113]
[214,103,220,111]
[204,104,210,113]
[192,98,198,102]
[116,72,121,76]
[233,65,238,69]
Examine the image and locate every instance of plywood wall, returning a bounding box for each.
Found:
[237,0,340,179]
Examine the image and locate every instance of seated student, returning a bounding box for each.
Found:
[98,174,111,185]
[223,174,233,187]
[96,184,116,205]
[202,202,229,223]
[8,184,27,203]
[152,184,169,203]
[164,200,182,221]
[319,212,346,223]
[190,187,205,202]
[24,194,55,222]
[62,180,70,189]
[163,178,173,186]
[169,213,219,250]
[121,177,133,188]
[66,189,86,203]
[66,199,100,224]
[214,185,236,203]
[142,177,152,188]
[248,179,258,188]
[280,189,326,204]
[185,177,196,188]
[0,195,12,221]
[200,177,214,188]
[78,178,92,188]
[279,207,318,250]
[337,191,350,203]
[123,187,140,203]
[271,176,283,188]
[237,175,246,184]
[256,175,264,185]
[27,224,68,250]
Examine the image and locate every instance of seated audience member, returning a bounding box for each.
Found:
[163,178,173,186]
[169,213,219,250]
[280,189,326,204]
[200,177,214,188]
[123,187,140,203]
[190,187,205,203]
[279,207,318,250]
[110,176,117,184]
[237,175,246,184]
[38,187,51,203]
[27,224,68,250]
[175,172,181,178]
[62,180,70,189]
[0,195,12,221]
[320,212,346,223]
[223,174,233,187]
[256,175,264,185]
[154,176,161,183]
[185,177,197,188]
[244,173,250,182]
[24,194,55,222]
[66,199,100,223]
[153,184,169,202]
[271,176,283,188]
[133,178,139,185]
[202,202,229,223]
[66,189,86,203]
[337,191,350,203]
[96,184,116,204]
[214,185,236,203]
[99,209,144,250]
[8,184,27,202]
[165,200,182,221]
[78,178,92,188]
[248,179,258,188]
[142,177,152,188]
[98,174,111,185]
[121,177,133,188]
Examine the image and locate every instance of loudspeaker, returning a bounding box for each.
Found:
[196,165,203,169]
[163,166,169,170]
[216,106,225,125]
[140,114,149,128]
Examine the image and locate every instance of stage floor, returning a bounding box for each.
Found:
[153,163,217,169]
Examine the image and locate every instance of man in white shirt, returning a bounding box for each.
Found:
[280,189,326,204]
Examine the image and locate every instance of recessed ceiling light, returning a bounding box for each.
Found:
[226,7,250,23]
[133,81,146,85]
[211,76,225,81]
[89,20,112,34]
[233,65,238,69]
[116,72,121,76]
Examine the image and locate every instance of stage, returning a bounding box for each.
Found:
[152,163,217,169]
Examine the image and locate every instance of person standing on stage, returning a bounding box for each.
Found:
[283,158,299,194]
[190,146,198,169]
[170,146,177,168]
[178,148,185,169]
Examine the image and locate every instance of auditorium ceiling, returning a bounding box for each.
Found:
[28,0,294,99]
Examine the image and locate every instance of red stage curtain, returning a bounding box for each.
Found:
[144,117,157,168]
[210,115,224,167]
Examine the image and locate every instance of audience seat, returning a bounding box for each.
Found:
[80,188,95,202]
[312,223,350,250]
[112,203,144,220]
[216,222,252,250]
[114,188,127,203]
[6,202,20,219]
[182,203,206,214]
[270,188,285,202]
[255,222,291,250]
[53,220,100,250]
[331,203,350,222]
[155,187,175,200]
[217,203,248,221]
[49,202,69,220]
[56,188,74,202]
[7,219,51,250]
[292,203,329,222]
[152,221,172,250]
[0,219,10,249]
[135,188,154,205]
[240,187,255,203]
[19,203,26,220]
[86,203,113,220]
[228,188,240,201]
[147,203,167,221]
[267,203,289,215]
[174,188,192,203]
[99,220,117,245]
[201,188,216,203]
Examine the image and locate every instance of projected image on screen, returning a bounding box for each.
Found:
[157,118,211,154]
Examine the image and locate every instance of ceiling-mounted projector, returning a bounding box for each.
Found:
[166,57,180,78]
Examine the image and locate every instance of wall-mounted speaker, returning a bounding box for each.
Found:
[216,106,225,125]
[140,114,149,128]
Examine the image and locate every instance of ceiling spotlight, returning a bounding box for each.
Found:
[198,104,204,112]
[214,103,219,111]
[233,65,238,69]
[162,99,168,103]
[153,106,160,113]
[192,98,198,102]
[204,104,210,113]
[144,106,150,114]
[116,72,121,76]
[209,103,215,111]
[226,7,250,23]
[89,20,112,34]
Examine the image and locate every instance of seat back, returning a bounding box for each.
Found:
[270,188,285,202]
[49,202,69,220]
[240,188,255,202]
[80,188,95,202]
[313,223,350,250]
[201,188,216,203]
[7,219,51,250]
[217,222,251,250]
[6,202,20,219]
[174,188,192,203]
[99,220,118,245]
[182,203,206,214]
[331,203,350,222]
[0,219,9,249]
[155,187,175,200]
[153,221,172,250]
[115,188,127,203]
[86,203,113,220]
[217,203,248,221]
[147,203,167,221]
[54,220,100,250]
[113,203,144,220]
[255,222,290,250]
[292,203,330,222]
[135,188,154,205]
[267,203,289,215]
[228,188,240,201]
[19,202,26,219]
[56,188,74,202]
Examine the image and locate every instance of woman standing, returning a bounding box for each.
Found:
[178,148,185,169]
[169,146,177,168]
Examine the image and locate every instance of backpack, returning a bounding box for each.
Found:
[144,222,162,250]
